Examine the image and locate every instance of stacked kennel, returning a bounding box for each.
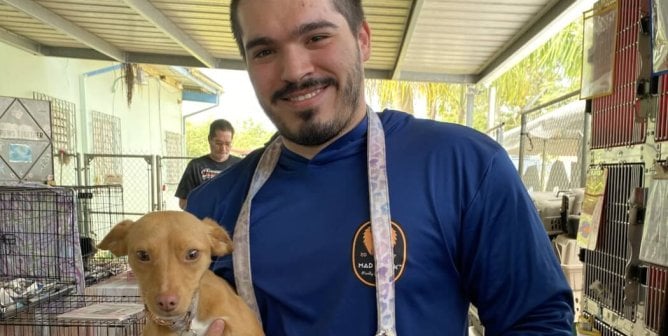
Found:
[70,185,128,286]
[0,185,142,335]
[579,0,668,334]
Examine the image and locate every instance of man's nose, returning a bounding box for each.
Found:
[280,46,314,83]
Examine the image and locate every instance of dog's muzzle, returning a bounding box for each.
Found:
[145,291,199,335]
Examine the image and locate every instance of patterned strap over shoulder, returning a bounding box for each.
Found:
[233,108,397,335]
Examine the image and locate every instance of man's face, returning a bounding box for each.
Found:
[208,130,233,162]
[237,0,371,147]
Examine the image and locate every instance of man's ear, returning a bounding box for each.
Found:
[203,218,233,256]
[358,20,371,62]
[97,220,133,257]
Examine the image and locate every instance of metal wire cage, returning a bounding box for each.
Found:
[67,185,128,286]
[0,185,82,319]
[0,294,145,336]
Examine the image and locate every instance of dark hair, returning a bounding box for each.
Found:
[209,119,235,139]
[229,0,365,59]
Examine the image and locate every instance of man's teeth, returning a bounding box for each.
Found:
[290,89,321,102]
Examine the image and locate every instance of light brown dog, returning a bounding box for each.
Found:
[98,211,264,336]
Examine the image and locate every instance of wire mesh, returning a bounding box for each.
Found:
[0,186,82,319]
[32,92,76,154]
[591,0,647,148]
[85,155,154,217]
[53,152,80,186]
[504,100,587,192]
[0,294,144,336]
[582,163,644,321]
[68,185,128,286]
[584,312,627,335]
[158,156,193,210]
[658,74,668,142]
[645,265,668,333]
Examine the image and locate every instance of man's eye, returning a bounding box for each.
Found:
[310,35,326,43]
[254,49,273,59]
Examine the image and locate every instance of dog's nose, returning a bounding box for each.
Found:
[156,294,179,312]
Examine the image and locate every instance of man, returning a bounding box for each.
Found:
[175,119,241,209]
[195,0,574,335]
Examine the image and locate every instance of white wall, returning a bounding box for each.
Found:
[0,42,183,156]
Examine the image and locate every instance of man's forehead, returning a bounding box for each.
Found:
[237,0,340,33]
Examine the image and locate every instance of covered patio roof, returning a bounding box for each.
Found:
[0,0,595,85]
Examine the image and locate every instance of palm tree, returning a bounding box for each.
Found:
[365,20,584,132]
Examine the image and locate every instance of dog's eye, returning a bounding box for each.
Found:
[136,250,150,262]
[186,249,199,261]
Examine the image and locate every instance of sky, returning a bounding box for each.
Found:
[183,68,276,131]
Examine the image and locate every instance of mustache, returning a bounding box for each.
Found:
[271,77,337,104]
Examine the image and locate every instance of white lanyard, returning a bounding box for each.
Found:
[233,108,397,335]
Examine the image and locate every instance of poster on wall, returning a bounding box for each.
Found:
[577,167,609,250]
[653,0,668,74]
[0,96,53,183]
[639,164,668,267]
[580,0,618,99]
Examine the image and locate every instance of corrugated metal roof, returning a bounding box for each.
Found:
[0,0,595,85]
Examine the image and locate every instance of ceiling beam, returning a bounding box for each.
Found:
[1,0,126,62]
[122,0,219,68]
[398,70,477,84]
[391,0,425,80]
[21,45,245,71]
[0,26,42,55]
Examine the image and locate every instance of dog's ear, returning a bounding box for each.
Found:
[97,220,133,257]
[202,218,233,256]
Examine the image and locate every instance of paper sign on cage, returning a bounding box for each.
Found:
[653,0,668,74]
[0,96,54,183]
[577,167,608,250]
[639,164,668,267]
[580,0,618,99]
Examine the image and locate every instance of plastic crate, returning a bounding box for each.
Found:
[562,264,584,292]
[553,234,583,266]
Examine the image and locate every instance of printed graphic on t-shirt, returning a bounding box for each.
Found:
[351,221,406,286]
[200,168,222,181]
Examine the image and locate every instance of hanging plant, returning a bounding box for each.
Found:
[124,63,135,106]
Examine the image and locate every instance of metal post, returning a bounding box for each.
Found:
[487,86,496,130]
[580,112,591,188]
[465,85,475,127]
[518,113,528,178]
[75,152,83,186]
[156,155,164,210]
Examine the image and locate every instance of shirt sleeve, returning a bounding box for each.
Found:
[460,149,574,335]
[175,160,197,199]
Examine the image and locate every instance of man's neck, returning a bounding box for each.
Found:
[209,155,229,163]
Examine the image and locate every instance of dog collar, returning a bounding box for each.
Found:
[145,291,199,335]
[233,107,397,335]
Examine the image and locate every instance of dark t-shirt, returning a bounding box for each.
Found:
[175,154,241,199]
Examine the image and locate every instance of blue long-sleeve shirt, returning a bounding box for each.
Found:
[187,109,574,335]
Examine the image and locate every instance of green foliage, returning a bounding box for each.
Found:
[364,19,584,133]
[233,118,275,153]
[494,20,583,130]
[185,118,274,157]
[185,120,210,157]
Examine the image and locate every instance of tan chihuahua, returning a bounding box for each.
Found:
[98,211,264,336]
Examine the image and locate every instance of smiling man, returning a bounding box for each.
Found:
[191,0,575,335]
[176,119,241,210]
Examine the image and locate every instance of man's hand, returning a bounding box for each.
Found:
[205,319,226,335]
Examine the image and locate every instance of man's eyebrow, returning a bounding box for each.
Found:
[244,20,339,52]
[245,37,274,53]
[294,20,338,37]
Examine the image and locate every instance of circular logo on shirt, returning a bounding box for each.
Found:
[351,221,406,286]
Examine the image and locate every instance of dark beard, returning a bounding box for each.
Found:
[268,62,363,147]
